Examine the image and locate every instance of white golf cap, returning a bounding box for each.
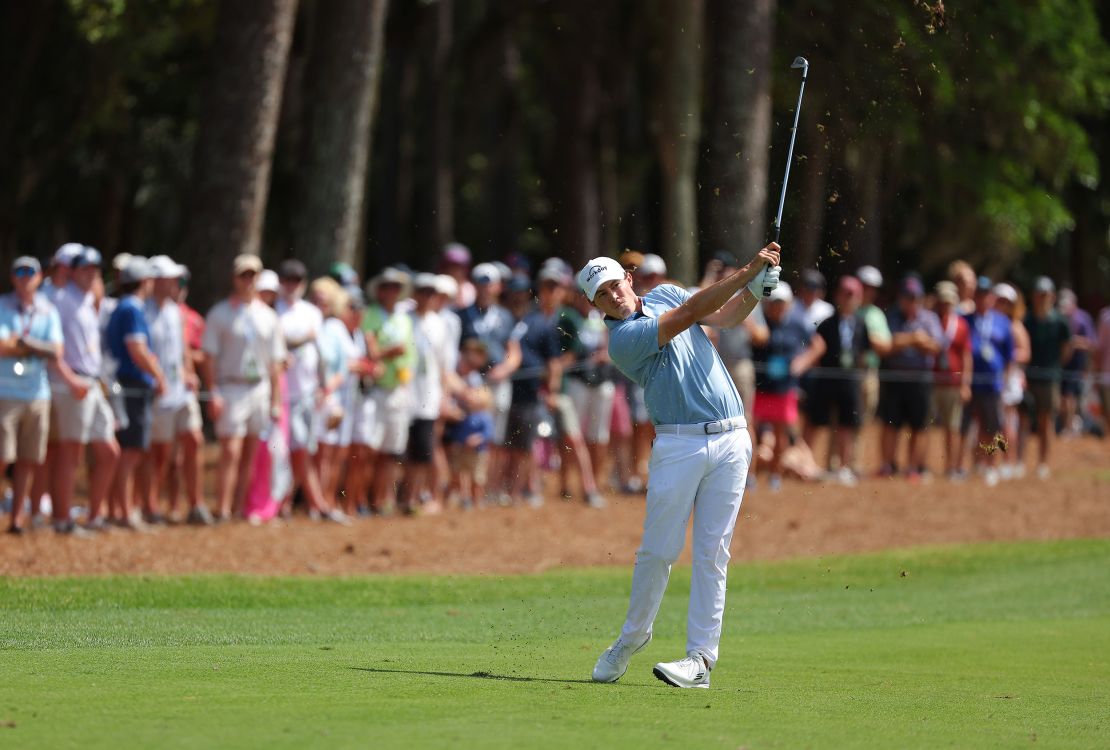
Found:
[767,281,794,303]
[256,269,280,293]
[577,257,626,302]
[638,253,667,277]
[993,283,1017,303]
[112,252,134,272]
[148,255,185,279]
[53,243,85,266]
[118,256,152,284]
[434,273,458,298]
[413,272,439,290]
[471,262,501,285]
[857,265,883,288]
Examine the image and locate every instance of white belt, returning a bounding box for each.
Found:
[654,416,747,436]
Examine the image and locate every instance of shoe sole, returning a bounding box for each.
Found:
[592,635,651,683]
[652,666,710,689]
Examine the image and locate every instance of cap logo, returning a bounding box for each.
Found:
[586,264,605,282]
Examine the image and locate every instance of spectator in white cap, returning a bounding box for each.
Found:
[44,243,84,298]
[749,282,810,491]
[105,256,166,529]
[0,257,64,535]
[633,253,667,295]
[143,256,211,525]
[855,265,892,424]
[458,262,521,501]
[200,254,286,520]
[255,269,280,307]
[41,246,121,532]
[992,282,1031,481]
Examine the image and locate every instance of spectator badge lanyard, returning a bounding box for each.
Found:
[241,305,260,381]
[13,301,36,377]
[976,314,995,363]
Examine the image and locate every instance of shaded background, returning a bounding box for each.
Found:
[1,0,1108,311]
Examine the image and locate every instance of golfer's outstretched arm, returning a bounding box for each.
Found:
[657,243,780,348]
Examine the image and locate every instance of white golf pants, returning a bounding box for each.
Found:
[618,428,752,670]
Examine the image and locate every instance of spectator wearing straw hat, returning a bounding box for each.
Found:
[361,266,417,513]
[0,257,64,534]
[200,254,286,520]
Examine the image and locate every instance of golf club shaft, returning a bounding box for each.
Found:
[766,61,808,295]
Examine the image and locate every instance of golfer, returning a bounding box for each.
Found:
[579,243,781,689]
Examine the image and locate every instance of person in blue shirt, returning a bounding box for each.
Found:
[105,257,165,529]
[0,257,63,535]
[961,277,1014,486]
[579,242,781,690]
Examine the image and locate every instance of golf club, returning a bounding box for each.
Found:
[766,56,809,296]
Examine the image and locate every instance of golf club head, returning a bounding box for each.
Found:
[791,56,809,74]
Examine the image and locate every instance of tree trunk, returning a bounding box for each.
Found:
[182,0,298,308]
[794,100,829,272]
[431,0,454,249]
[700,0,775,264]
[290,0,389,274]
[654,0,705,285]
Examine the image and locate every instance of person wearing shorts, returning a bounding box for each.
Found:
[1023,276,1071,479]
[144,256,209,525]
[361,267,416,513]
[793,275,872,485]
[879,276,942,480]
[276,260,347,523]
[403,274,451,514]
[47,247,121,531]
[749,283,810,491]
[930,281,972,480]
[962,278,1014,486]
[0,257,64,534]
[565,285,618,492]
[106,256,166,528]
[201,254,286,520]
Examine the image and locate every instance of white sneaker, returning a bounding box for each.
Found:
[1014,463,1026,480]
[653,653,711,689]
[592,634,651,683]
[1036,464,1051,481]
[999,464,1014,481]
[836,467,858,487]
[984,468,1000,488]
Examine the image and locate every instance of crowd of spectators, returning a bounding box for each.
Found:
[2,243,1108,536]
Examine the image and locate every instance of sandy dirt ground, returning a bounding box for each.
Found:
[2,431,1108,577]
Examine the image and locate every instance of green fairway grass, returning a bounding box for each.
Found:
[1,539,1107,749]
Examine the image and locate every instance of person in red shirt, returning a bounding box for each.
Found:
[931,281,972,479]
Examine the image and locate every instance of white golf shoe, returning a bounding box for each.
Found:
[591,634,651,683]
[653,653,711,689]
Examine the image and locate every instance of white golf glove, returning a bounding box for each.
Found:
[746,265,782,297]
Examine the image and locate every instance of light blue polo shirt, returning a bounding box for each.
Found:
[606,284,743,425]
[0,292,63,402]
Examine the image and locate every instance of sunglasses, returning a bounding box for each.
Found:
[12,267,37,278]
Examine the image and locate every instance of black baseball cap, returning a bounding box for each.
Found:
[279,259,307,280]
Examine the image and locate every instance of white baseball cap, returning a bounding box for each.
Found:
[767,281,794,303]
[993,283,1017,303]
[413,272,439,291]
[256,269,280,293]
[148,255,185,279]
[434,273,458,298]
[638,253,667,277]
[471,262,501,285]
[577,257,627,302]
[857,265,883,288]
[53,243,85,266]
[118,256,152,284]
